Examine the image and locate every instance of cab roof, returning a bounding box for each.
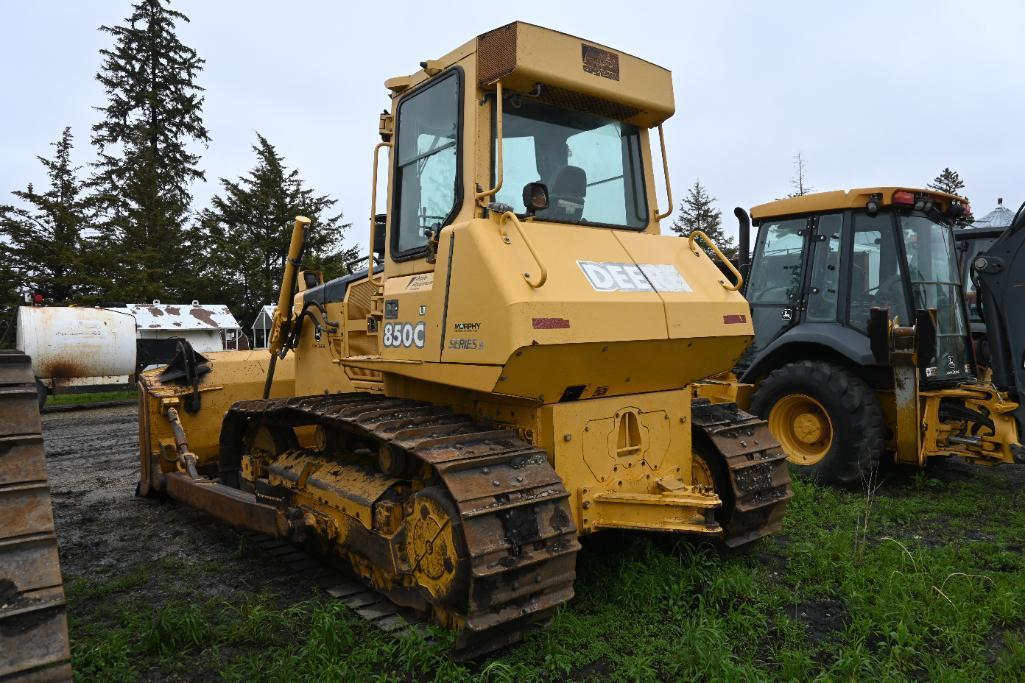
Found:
[750,187,964,222]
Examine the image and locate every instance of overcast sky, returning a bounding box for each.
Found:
[2,0,1023,251]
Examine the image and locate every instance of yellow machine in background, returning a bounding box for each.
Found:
[717,188,1023,486]
[137,22,791,657]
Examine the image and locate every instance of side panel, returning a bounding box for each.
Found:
[439,218,670,367]
[613,230,753,346]
[541,390,695,533]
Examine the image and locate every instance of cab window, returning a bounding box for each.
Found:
[392,71,461,256]
[806,213,843,322]
[848,212,911,331]
[494,98,648,228]
[747,218,806,304]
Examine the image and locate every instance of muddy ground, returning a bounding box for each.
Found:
[41,404,1025,680]
[44,405,311,610]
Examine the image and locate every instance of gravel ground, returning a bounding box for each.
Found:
[43,405,309,608]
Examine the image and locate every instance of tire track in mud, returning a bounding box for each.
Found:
[42,406,312,613]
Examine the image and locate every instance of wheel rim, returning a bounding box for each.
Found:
[768,393,833,466]
[692,453,714,489]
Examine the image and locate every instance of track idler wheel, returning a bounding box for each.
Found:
[406,486,470,613]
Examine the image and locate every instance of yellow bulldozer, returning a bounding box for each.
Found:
[705,188,1025,486]
[136,22,792,656]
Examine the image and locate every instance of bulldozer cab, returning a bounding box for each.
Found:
[740,188,973,388]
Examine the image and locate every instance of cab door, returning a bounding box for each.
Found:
[742,216,811,361]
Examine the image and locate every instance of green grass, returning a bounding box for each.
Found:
[48,390,136,407]
[67,464,1025,681]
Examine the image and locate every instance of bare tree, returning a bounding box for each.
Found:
[789,152,813,197]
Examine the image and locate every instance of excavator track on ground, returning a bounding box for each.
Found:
[0,351,71,682]
[692,400,792,547]
[221,393,580,659]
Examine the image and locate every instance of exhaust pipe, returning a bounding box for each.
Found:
[734,207,752,272]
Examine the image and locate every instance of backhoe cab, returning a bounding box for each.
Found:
[729,187,1023,485]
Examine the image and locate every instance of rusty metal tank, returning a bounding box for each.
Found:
[15,306,136,383]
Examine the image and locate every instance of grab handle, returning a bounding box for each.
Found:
[498,211,547,288]
[688,230,743,291]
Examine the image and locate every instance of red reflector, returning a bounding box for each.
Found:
[723,314,747,324]
[532,317,570,329]
[892,190,915,205]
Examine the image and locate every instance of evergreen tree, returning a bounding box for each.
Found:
[0,255,21,348]
[928,168,973,224]
[198,133,357,327]
[90,0,209,302]
[671,180,737,260]
[928,167,967,197]
[0,128,95,306]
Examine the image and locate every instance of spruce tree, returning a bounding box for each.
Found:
[0,128,94,306]
[198,133,357,327]
[928,168,967,197]
[90,0,209,302]
[671,180,737,260]
[927,168,973,224]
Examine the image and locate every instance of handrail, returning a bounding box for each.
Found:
[688,230,743,291]
[654,124,673,221]
[475,81,503,204]
[368,141,391,285]
[499,211,547,288]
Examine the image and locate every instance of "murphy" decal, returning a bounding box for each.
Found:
[577,261,692,293]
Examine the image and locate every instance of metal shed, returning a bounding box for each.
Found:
[128,301,244,353]
[971,198,1015,230]
[251,305,276,349]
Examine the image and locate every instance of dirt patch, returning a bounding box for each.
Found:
[875,456,1025,497]
[984,619,1025,665]
[570,655,611,680]
[42,406,315,634]
[785,598,849,644]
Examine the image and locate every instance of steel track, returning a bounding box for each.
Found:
[0,351,72,682]
[227,394,580,659]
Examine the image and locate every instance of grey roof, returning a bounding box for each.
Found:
[971,200,1014,229]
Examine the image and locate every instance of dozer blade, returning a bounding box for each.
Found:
[0,351,72,682]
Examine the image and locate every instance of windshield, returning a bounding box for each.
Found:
[494,98,648,228]
[899,213,970,380]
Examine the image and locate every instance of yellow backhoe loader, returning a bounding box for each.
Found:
[706,188,1024,486]
[136,22,792,657]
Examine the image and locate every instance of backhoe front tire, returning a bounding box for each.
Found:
[750,360,884,487]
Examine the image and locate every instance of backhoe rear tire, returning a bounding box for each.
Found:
[750,360,884,487]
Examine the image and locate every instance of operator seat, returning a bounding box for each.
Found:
[546,165,586,221]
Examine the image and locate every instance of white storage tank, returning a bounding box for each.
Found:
[15,306,136,384]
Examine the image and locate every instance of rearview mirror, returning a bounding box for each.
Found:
[373,213,386,255]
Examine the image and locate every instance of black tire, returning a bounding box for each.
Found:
[750,360,884,487]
